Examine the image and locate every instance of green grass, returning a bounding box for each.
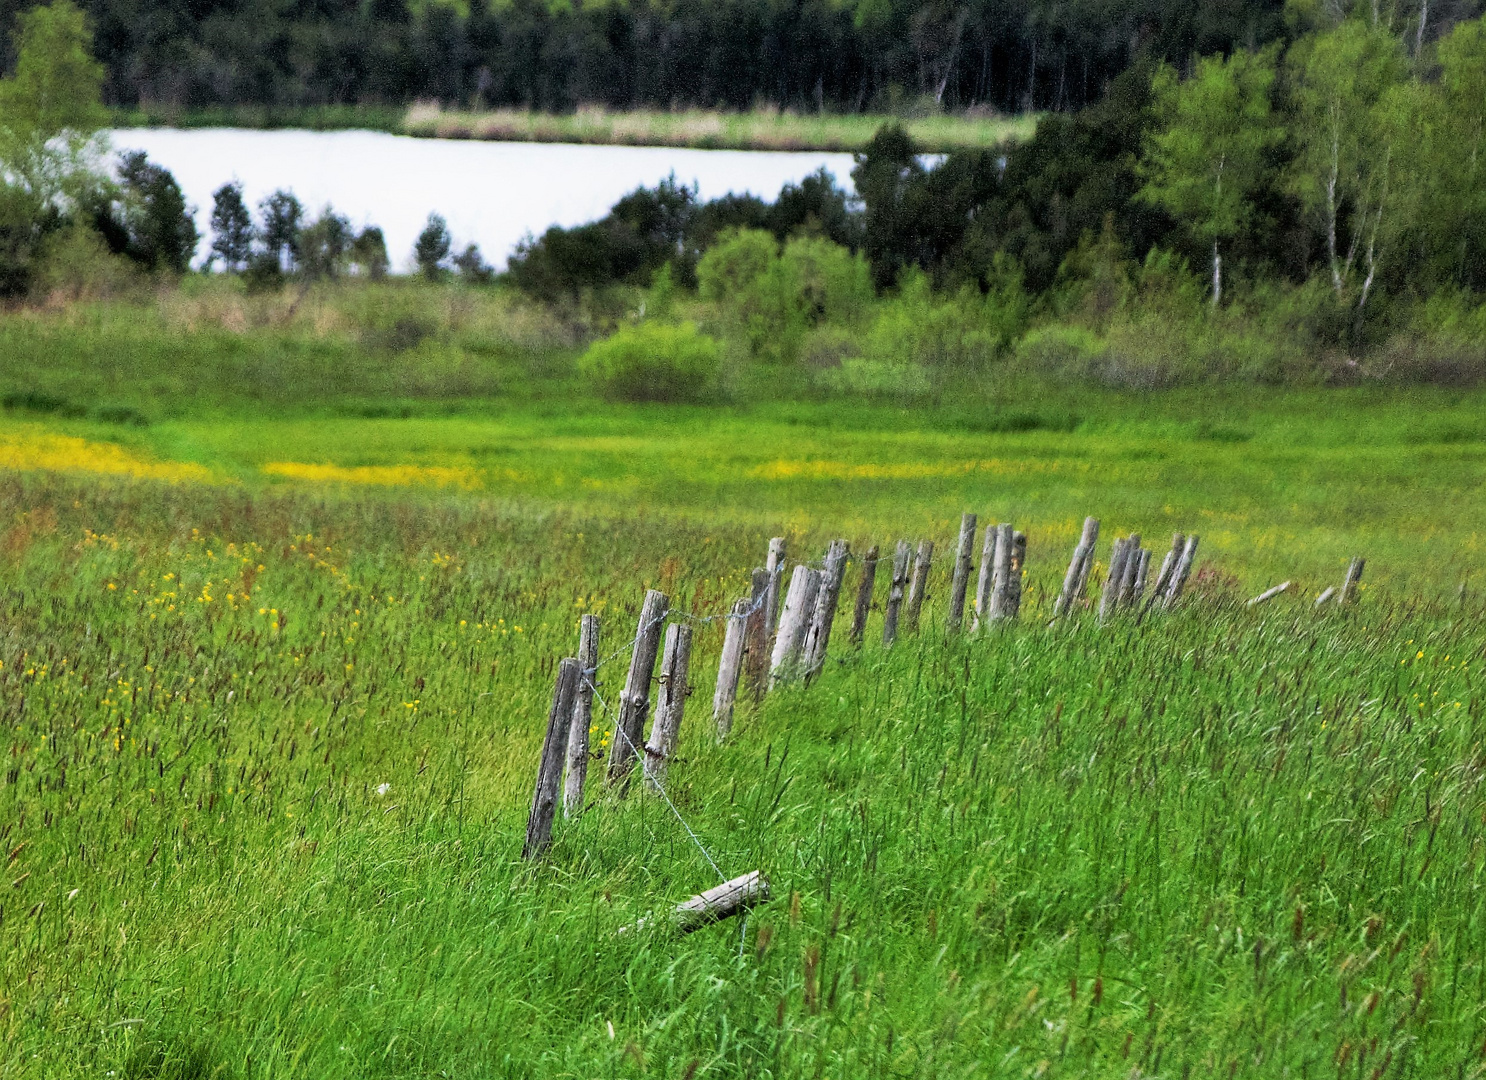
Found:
[0,284,1484,1076]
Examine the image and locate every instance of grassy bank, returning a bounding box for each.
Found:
[109,103,408,134]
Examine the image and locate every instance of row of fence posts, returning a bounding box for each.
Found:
[521,511,1368,924]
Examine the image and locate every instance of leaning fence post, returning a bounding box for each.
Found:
[850,544,880,646]
[987,523,1015,621]
[713,598,750,740]
[1007,531,1026,617]
[1055,517,1100,617]
[606,589,669,787]
[1247,581,1291,607]
[1145,533,1184,612]
[804,540,849,680]
[882,541,912,647]
[1116,535,1142,609]
[972,524,998,631]
[1129,547,1151,609]
[563,614,599,818]
[1340,558,1365,604]
[1162,535,1200,609]
[743,568,770,704]
[1099,537,1131,622]
[947,513,977,631]
[905,540,934,635]
[644,623,692,790]
[770,565,820,685]
[764,537,787,642]
[524,657,580,860]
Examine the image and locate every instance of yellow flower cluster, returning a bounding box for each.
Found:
[262,461,480,489]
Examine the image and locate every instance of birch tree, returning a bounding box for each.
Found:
[1138,49,1282,307]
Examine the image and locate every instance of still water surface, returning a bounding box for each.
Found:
[107,128,856,272]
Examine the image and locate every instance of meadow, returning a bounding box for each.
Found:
[0,282,1484,1077]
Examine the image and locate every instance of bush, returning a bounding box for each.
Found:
[578,321,720,402]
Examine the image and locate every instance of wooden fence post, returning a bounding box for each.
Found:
[1116,535,1142,609]
[1313,585,1338,607]
[606,589,670,786]
[1162,535,1200,609]
[770,565,820,685]
[905,540,934,634]
[1099,537,1130,621]
[764,537,787,642]
[805,540,850,680]
[563,614,599,818]
[987,523,1014,621]
[947,513,977,631]
[524,657,580,860]
[1055,517,1100,617]
[1341,558,1365,604]
[1247,581,1291,606]
[713,598,750,740]
[972,524,998,631]
[882,541,912,646]
[1129,548,1151,609]
[1145,533,1184,611]
[743,568,770,704]
[1008,531,1026,618]
[644,623,692,790]
[850,545,880,646]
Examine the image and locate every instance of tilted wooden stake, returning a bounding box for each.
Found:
[644,623,692,790]
[1055,517,1100,617]
[946,513,977,631]
[713,598,749,740]
[674,870,771,933]
[764,537,787,641]
[524,657,580,860]
[1247,581,1291,607]
[1313,585,1338,607]
[972,524,998,631]
[1116,533,1142,609]
[770,565,820,685]
[882,540,912,646]
[850,544,880,646]
[563,614,599,818]
[1162,534,1200,609]
[1008,531,1026,618]
[1099,537,1130,622]
[742,568,770,704]
[1129,548,1151,608]
[1341,558,1365,604]
[606,589,669,786]
[986,523,1013,622]
[904,540,934,635]
[1145,533,1184,612]
[804,540,850,681]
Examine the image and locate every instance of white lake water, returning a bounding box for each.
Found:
[106,128,857,273]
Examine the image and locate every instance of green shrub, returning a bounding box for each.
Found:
[578,321,720,401]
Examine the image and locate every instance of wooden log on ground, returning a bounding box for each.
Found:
[1162,535,1200,609]
[1247,581,1291,607]
[1008,531,1026,618]
[770,565,820,685]
[988,523,1015,621]
[644,623,692,790]
[1054,517,1100,617]
[946,513,977,631]
[764,537,787,642]
[1341,558,1365,604]
[713,598,750,740]
[742,568,770,704]
[674,870,771,934]
[606,589,670,786]
[804,540,850,681]
[1098,537,1130,622]
[1314,585,1338,607]
[563,614,599,818]
[1130,548,1151,608]
[1116,534,1142,609]
[882,540,912,646]
[972,524,998,631]
[849,544,879,645]
[524,657,580,860]
[904,540,934,634]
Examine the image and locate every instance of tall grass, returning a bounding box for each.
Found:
[0,469,1482,1076]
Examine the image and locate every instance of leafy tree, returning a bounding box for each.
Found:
[415,213,452,279]
[1424,18,1486,291]
[300,207,353,279]
[209,182,253,272]
[453,242,494,283]
[258,190,303,272]
[350,227,390,279]
[112,151,197,273]
[1139,49,1283,306]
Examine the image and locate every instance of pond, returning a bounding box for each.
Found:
[107,128,857,273]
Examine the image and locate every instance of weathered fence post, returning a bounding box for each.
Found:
[804,540,850,681]
[1341,558,1365,604]
[1055,517,1100,617]
[742,568,770,704]
[713,598,749,740]
[1145,533,1184,612]
[882,540,912,646]
[1313,585,1338,607]
[987,523,1014,621]
[643,623,692,790]
[947,513,977,631]
[850,544,880,645]
[764,537,787,641]
[1162,535,1200,609]
[1247,581,1291,607]
[904,540,934,634]
[606,589,670,786]
[1008,531,1026,617]
[1099,537,1131,622]
[524,657,580,860]
[1116,535,1143,609]
[972,524,998,631]
[1129,548,1151,609]
[563,614,599,818]
[770,565,820,685]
